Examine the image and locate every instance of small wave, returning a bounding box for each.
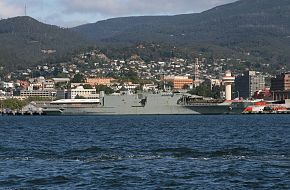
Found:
[0,146,29,153]
[1,145,285,163]
[0,146,60,161]
[152,147,262,159]
[208,147,255,158]
[0,175,25,186]
[83,154,163,163]
[60,146,109,159]
[153,147,201,158]
[59,146,121,161]
[64,146,107,154]
[26,175,70,186]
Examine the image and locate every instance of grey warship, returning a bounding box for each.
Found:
[42,92,255,115]
[42,92,197,115]
[42,71,254,115]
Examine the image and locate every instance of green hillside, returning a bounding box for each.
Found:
[0,16,89,71]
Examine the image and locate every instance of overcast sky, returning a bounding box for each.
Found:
[0,0,237,27]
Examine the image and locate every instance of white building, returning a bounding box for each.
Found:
[52,78,70,84]
[58,86,98,99]
[43,80,55,90]
[0,81,14,89]
[16,90,56,98]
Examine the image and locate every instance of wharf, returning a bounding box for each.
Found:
[243,110,290,114]
[1,110,43,116]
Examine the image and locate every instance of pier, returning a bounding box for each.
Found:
[1,110,44,116]
[243,111,290,115]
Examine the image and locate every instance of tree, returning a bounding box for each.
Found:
[95,85,114,94]
[167,81,174,89]
[188,84,213,97]
[75,95,86,99]
[83,84,93,89]
[212,85,222,99]
[1,99,27,110]
[119,86,127,91]
[71,74,85,83]
[134,85,143,93]
[183,84,190,90]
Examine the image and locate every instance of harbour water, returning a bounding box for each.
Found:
[0,115,290,189]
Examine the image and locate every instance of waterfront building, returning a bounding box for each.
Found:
[271,73,290,91]
[116,82,140,91]
[16,80,30,90]
[235,71,265,99]
[0,81,14,89]
[162,76,193,90]
[271,73,290,100]
[253,88,272,100]
[42,79,55,90]
[52,78,70,84]
[142,84,158,92]
[0,96,28,101]
[57,86,98,99]
[14,90,56,98]
[204,78,222,90]
[86,78,115,86]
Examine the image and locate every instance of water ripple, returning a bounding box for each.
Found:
[0,115,289,189]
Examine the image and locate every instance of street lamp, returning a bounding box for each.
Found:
[233,91,240,99]
[236,91,240,99]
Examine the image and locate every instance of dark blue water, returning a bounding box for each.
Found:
[0,115,290,189]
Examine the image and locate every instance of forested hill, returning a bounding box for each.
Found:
[74,0,290,65]
[0,16,89,70]
[1,0,290,72]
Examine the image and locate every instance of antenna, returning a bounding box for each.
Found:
[194,58,200,87]
[24,4,27,16]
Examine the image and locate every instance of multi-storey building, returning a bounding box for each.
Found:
[86,78,115,86]
[271,73,290,91]
[162,76,193,90]
[14,90,56,98]
[57,86,98,99]
[235,71,265,99]
[271,73,290,100]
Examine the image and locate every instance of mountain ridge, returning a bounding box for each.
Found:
[73,0,290,66]
[1,0,290,73]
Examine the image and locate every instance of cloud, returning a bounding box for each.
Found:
[43,12,89,28]
[61,0,237,18]
[0,0,24,18]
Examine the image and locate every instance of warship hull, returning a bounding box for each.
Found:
[42,93,197,115]
[185,101,254,115]
[42,93,255,115]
